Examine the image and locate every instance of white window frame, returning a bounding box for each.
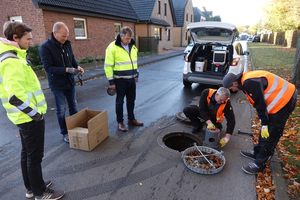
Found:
[73,18,87,39]
[10,16,22,22]
[114,23,121,39]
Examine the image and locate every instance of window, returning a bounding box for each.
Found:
[74,18,87,39]
[185,32,187,40]
[154,28,161,40]
[158,1,161,14]
[186,13,188,21]
[164,3,167,16]
[114,23,121,38]
[191,14,192,22]
[167,29,170,41]
[10,16,22,22]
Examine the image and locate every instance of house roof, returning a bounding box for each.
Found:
[33,0,138,22]
[172,0,188,27]
[128,0,170,27]
[202,11,213,20]
[193,7,205,22]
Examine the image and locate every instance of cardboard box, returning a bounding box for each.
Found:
[66,108,109,151]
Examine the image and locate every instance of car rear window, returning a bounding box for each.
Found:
[193,28,232,37]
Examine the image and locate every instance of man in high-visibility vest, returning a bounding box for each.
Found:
[183,87,236,147]
[0,21,64,199]
[223,70,298,174]
[104,26,143,132]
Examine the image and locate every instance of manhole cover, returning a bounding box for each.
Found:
[157,132,203,154]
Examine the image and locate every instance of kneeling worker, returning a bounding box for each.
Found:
[183,87,236,147]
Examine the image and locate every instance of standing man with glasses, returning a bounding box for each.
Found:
[0,21,64,200]
[39,22,84,143]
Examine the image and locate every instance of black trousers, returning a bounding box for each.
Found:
[18,119,46,196]
[254,90,297,169]
[183,106,202,127]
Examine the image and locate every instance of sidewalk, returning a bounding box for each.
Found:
[39,47,185,90]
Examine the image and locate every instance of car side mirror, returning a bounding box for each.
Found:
[244,51,249,55]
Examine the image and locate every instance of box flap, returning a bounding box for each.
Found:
[66,108,88,130]
[88,110,108,131]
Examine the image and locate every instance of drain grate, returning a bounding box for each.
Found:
[157,132,203,154]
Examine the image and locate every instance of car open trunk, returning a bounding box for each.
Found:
[187,43,233,75]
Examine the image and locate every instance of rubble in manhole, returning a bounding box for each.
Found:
[184,150,224,170]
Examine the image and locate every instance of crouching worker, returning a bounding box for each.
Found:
[183,87,236,147]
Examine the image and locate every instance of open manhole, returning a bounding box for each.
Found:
[157,132,203,154]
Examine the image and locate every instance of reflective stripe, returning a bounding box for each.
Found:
[27,109,37,117]
[115,60,137,65]
[267,80,288,112]
[17,99,31,110]
[36,99,46,107]
[33,90,43,96]
[107,76,114,80]
[6,107,20,113]
[264,75,279,99]
[1,98,8,103]
[104,63,113,67]
[216,116,222,121]
[0,74,2,84]
[114,74,137,79]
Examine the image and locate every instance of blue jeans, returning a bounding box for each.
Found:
[18,119,46,196]
[115,78,136,123]
[52,88,78,135]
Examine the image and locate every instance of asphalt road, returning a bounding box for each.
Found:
[0,55,257,200]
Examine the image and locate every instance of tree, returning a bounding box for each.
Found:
[208,15,221,22]
[262,0,300,32]
[291,36,300,89]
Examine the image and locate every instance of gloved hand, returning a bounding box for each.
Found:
[67,68,79,75]
[219,137,229,147]
[261,125,269,138]
[207,123,215,130]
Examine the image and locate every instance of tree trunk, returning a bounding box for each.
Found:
[291,36,300,90]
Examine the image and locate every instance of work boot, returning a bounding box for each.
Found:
[192,123,203,133]
[242,162,263,175]
[26,180,52,198]
[240,150,256,160]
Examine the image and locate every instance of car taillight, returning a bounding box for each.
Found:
[185,55,189,62]
[231,58,240,66]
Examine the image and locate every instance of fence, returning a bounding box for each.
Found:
[138,36,159,53]
[261,30,300,48]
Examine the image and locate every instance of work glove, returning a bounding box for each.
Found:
[219,137,229,147]
[67,68,80,75]
[261,125,269,138]
[207,123,215,130]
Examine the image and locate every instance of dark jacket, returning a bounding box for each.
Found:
[199,89,236,135]
[39,33,79,90]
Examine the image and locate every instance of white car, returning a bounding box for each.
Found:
[183,42,194,58]
[183,21,249,87]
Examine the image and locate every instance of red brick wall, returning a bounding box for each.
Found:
[42,10,135,61]
[0,0,135,61]
[0,0,46,45]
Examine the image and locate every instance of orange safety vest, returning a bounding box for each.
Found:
[241,70,295,114]
[206,89,228,123]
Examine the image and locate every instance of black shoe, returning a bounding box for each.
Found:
[26,180,52,198]
[240,150,256,160]
[242,162,263,174]
[35,187,64,200]
[62,134,69,143]
[192,124,203,133]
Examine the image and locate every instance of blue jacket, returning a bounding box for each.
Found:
[39,33,79,90]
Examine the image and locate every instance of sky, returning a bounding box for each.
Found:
[192,0,269,26]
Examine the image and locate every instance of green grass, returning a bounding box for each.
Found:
[248,42,296,78]
[288,156,300,168]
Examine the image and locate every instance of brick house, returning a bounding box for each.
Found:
[129,0,175,51]
[171,0,194,47]
[0,0,138,61]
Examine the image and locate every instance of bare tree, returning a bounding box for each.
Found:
[291,36,300,90]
